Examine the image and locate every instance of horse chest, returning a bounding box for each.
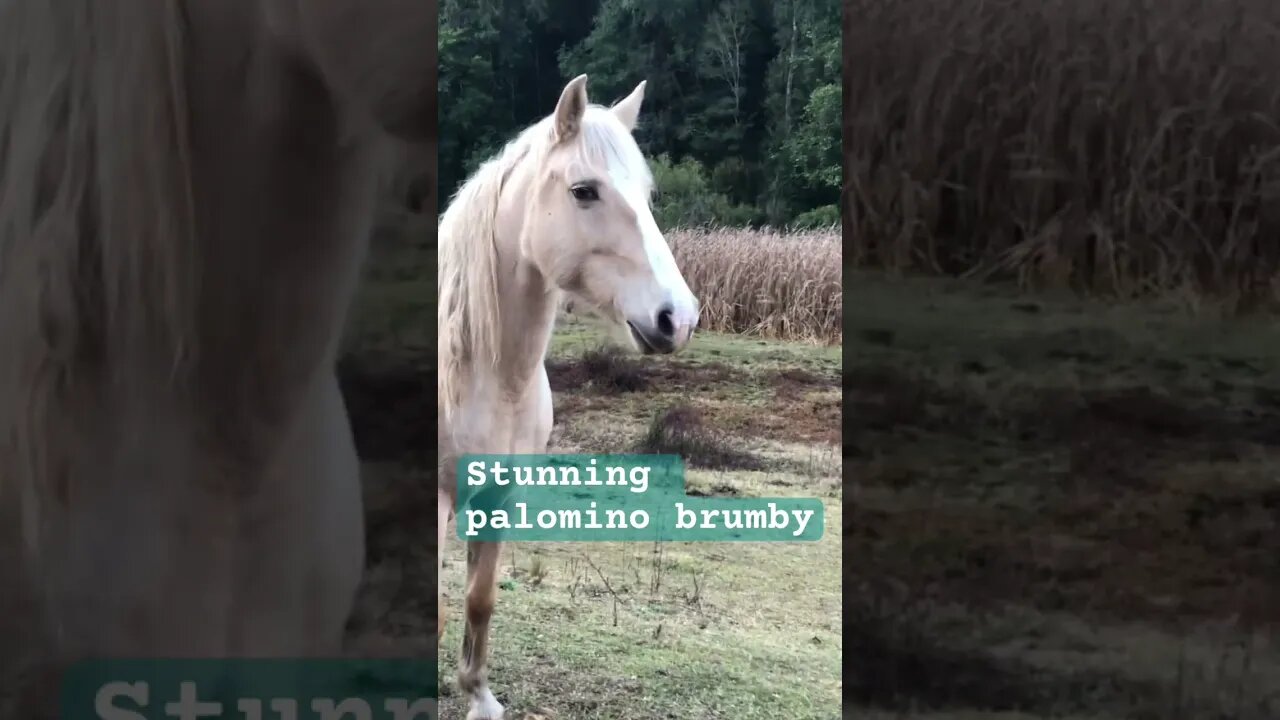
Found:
[449,369,554,456]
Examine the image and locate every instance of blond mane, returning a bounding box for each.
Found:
[437,103,653,425]
[0,2,199,553]
[436,125,537,424]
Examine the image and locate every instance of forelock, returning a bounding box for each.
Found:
[576,106,652,187]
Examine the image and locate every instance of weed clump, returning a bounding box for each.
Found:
[634,404,764,471]
[546,344,649,394]
[579,345,649,393]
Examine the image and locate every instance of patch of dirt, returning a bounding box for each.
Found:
[685,482,742,497]
[687,367,842,445]
[850,458,1280,629]
[846,582,1164,717]
[685,391,840,447]
[546,346,649,393]
[844,364,988,436]
[346,466,437,641]
[769,367,831,400]
[1079,386,1212,439]
[775,393,842,445]
[857,328,896,346]
[546,346,742,396]
[1062,386,1280,485]
[548,361,842,451]
[337,355,433,466]
[646,359,740,387]
[846,359,1274,459]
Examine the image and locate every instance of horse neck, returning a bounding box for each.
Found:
[489,179,560,396]
[181,30,388,470]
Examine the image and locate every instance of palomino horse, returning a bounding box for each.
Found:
[0,0,433,705]
[437,75,700,719]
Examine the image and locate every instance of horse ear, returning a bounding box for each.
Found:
[611,80,646,132]
[553,74,589,142]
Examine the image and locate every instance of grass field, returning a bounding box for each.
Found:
[437,317,841,718]
[338,235,843,719]
[845,271,1280,719]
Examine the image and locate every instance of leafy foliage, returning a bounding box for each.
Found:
[649,155,757,229]
[439,0,840,227]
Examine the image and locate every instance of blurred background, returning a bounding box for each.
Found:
[843,1,1280,718]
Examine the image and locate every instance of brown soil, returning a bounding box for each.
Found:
[706,393,842,447]
[337,354,434,466]
[846,359,1280,630]
[546,353,742,395]
[546,352,841,447]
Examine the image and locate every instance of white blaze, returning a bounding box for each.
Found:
[607,156,700,333]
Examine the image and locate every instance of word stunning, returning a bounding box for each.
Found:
[465,456,650,494]
[60,659,436,720]
[93,681,432,720]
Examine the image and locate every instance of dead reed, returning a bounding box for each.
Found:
[668,226,842,344]
[844,0,1280,311]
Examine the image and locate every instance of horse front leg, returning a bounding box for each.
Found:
[458,539,504,720]
[437,486,451,647]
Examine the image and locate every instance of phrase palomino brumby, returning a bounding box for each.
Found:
[437,74,700,719]
[0,0,432,704]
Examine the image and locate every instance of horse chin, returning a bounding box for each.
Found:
[555,295,645,352]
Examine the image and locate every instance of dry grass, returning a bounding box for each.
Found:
[845,272,1280,718]
[437,318,843,719]
[844,0,1280,311]
[668,226,842,344]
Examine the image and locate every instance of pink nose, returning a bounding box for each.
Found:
[673,321,695,349]
[660,301,701,348]
[655,306,697,351]
[629,305,696,355]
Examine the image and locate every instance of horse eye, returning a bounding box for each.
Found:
[571,185,599,202]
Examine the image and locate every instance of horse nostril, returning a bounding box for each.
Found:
[655,306,675,338]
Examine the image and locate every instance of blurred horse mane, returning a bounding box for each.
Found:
[0,2,200,555]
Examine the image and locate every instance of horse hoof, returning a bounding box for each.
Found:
[465,688,504,720]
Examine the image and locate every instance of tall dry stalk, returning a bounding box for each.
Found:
[844,0,1280,310]
[668,227,842,344]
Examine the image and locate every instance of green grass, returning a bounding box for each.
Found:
[439,494,842,718]
[435,316,843,719]
[549,314,842,370]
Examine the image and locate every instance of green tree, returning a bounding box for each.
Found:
[439,0,840,227]
[650,155,758,229]
[760,0,841,224]
[783,82,841,200]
